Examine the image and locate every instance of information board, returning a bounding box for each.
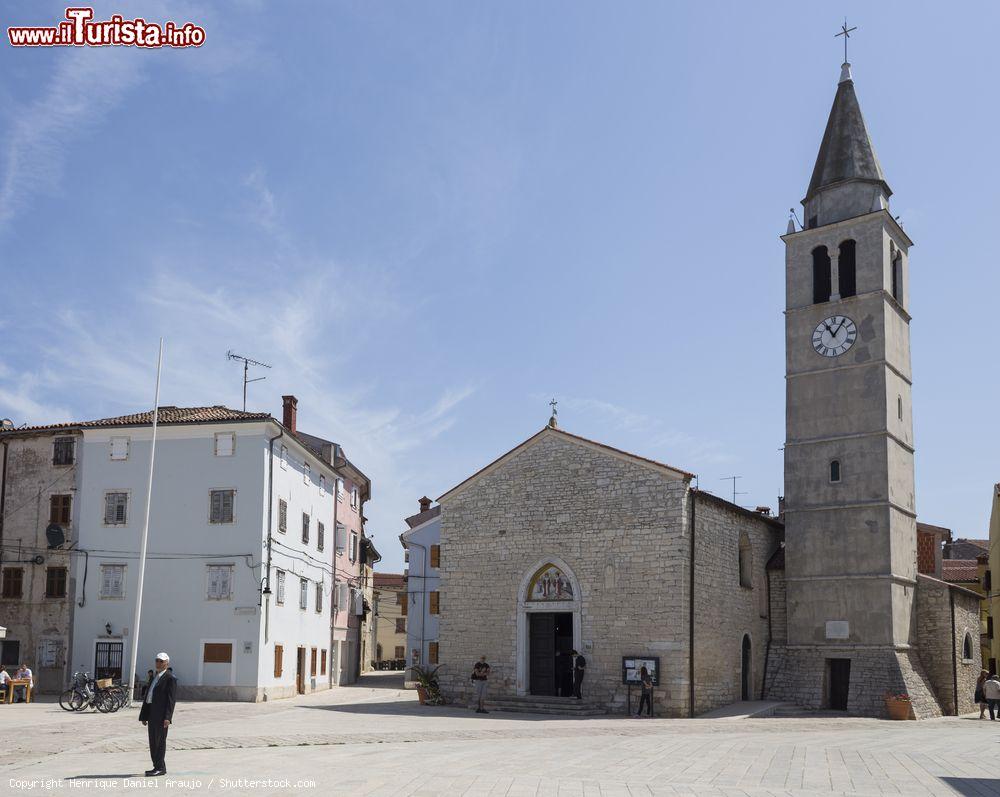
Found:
[621,656,660,686]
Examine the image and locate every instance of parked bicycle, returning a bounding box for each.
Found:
[59,671,129,713]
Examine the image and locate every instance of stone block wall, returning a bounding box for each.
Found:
[914,574,981,715]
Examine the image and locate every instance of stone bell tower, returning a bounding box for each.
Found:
[771,60,938,716]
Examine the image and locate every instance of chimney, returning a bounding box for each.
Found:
[282,395,298,433]
[418,496,432,512]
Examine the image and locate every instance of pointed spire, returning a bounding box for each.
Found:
[805,64,890,204]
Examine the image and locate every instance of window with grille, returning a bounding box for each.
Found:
[99,565,125,599]
[53,437,75,465]
[1,567,24,599]
[302,513,310,544]
[276,570,285,605]
[321,649,327,675]
[207,565,234,600]
[214,432,235,456]
[109,436,130,460]
[429,591,440,615]
[104,492,128,525]
[317,522,325,552]
[315,582,323,613]
[278,499,287,533]
[50,494,72,525]
[430,544,440,568]
[210,490,235,523]
[274,644,283,677]
[45,567,67,598]
[395,618,406,634]
[299,577,308,610]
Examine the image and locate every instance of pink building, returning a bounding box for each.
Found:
[283,396,371,685]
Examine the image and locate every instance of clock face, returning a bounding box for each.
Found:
[812,315,857,357]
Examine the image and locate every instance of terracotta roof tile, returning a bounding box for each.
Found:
[6,405,271,433]
[374,573,406,589]
[942,559,980,583]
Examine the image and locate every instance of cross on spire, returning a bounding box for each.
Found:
[548,398,558,428]
[835,18,857,65]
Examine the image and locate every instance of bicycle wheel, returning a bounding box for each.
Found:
[59,688,78,712]
[110,687,127,711]
[69,690,89,711]
[95,690,116,713]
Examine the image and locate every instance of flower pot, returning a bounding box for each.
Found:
[416,685,428,705]
[885,697,913,720]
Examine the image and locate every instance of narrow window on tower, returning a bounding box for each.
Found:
[830,460,841,483]
[812,246,831,304]
[892,252,904,304]
[897,395,903,421]
[837,240,856,298]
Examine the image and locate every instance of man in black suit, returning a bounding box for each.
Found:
[138,652,176,777]
[570,649,586,699]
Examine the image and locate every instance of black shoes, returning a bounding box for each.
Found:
[144,769,166,777]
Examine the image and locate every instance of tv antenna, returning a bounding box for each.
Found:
[227,350,271,411]
[720,475,747,505]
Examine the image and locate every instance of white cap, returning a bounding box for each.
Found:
[155,652,169,661]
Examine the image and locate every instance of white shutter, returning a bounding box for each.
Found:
[337,583,349,611]
[303,463,310,485]
[110,437,129,460]
[276,571,285,604]
[352,588,364,616]
[220,566,232,599]
[101,565,124,598]
[335,524,346,551]
[215,433,235,456]
[208,566,221,598]
[104,494,115,525]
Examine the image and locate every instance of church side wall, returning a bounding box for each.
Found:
[915,575,981,716]
[437,433,689,715]
[692,496,781,715]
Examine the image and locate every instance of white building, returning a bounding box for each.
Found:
[68,404,340,701]
[399,497,440,681]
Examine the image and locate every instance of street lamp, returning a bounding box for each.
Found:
[258,577,271,607]
[105,622,113,636]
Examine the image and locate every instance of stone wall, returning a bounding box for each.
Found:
[691,493,781,714]
[914,574,981,716]
[438,430,690,715]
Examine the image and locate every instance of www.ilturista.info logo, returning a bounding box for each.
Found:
[8,7,205,48]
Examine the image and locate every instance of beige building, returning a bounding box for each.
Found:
[373,573,407,667]
[0,427,81,693]
[987,484,999,675]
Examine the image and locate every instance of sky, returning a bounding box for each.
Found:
[1,1,998,574]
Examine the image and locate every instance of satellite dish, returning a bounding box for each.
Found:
[46,524,66,549]
[0,419,14,431]
[31,554,44,566]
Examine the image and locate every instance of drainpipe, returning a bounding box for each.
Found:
[949,586,958,716]
[265,425,284,644]
[688,488,697,718]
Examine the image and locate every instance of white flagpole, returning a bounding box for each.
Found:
[127,338,163,706]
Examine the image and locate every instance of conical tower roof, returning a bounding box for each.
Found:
[805,64,890,203]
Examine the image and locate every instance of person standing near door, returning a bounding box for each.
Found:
[570,650,586,699]
[139,652,176,776]
[635,665,653,717]
[470,656,490,713]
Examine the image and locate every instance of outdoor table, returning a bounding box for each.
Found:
[5,680,32,703]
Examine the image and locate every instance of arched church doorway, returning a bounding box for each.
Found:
[741,634,752,701]
[516,559,581,697]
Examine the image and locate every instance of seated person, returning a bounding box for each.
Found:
[13,663,33,702]
[0,665,9,699]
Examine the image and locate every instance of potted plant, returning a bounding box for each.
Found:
[884,692,913,720]
[410,665,444,706]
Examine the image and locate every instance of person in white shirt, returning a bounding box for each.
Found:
[0,666,10,700]
[983,674,1000,721]
[13,664,32,702]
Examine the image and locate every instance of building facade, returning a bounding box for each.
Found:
[0,428,82,692]
[400,497,441,682]
[373,572,407,666]
[987,484,999,676]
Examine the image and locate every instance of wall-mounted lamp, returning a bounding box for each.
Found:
[105,622,113,636]
[258,577,271,607]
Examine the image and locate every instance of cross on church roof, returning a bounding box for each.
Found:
[548,398,558,428]
[835,18,857,65]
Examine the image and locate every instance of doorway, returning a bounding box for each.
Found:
[826,658,850,710]
[529,612,574,696]
[740,635,752,701]
[296,647,306,694]
[95,641,123,682]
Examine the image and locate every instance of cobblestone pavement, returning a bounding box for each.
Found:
[2,673,1000,796]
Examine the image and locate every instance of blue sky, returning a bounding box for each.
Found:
[1,2,997,573]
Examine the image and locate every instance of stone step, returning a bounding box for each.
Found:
[487,703,607,716]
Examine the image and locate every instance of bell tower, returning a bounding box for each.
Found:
[775,59,932,715]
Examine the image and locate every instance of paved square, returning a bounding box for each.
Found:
[2,674,999,796]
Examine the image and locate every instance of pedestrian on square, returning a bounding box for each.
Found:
[635,666,653,718]
[138,652,176,776]
[975,670,989,719]
[983,673,1000,721]
[470,656,490,714]
[141,669,154,700]
[570,649,586,700]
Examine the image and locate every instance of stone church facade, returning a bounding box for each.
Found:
[433,59,981,718]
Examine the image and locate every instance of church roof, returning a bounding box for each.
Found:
[942,559,980,584]
[805,64,890,203]
[438,425,694,504]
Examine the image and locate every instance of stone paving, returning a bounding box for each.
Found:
[2,674,999,796]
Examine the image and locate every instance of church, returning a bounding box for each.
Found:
[433,58,982,718]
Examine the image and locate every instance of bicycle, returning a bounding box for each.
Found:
[59,671,96,712]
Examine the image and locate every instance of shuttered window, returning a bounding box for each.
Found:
[203,643,232,663]
[207,565,233,600]
[278,499,287,533]
[429,591,440,615]
[274,644,283,677]
[210,490,235,523]
[302,513,310,544]
[275,570,285,605]
[337,583,350,612]
[317,522,325,552]
[299,577,308,610]
[53,437,75,465]
[335,524,347,552]
[109,436,130,460]
[99,565,125,599]
[394,646,405,659]
[104,492,128,525]
[310,648,317,676]
[1,567,24,599]
[214,432,235,456]
[428,642,439,664]
[349,532,358,563]
[315,582,323,613]
[321,649,327,675]
[45,567,67,598]
[430,545,440,568]
[50,494,72,525]
[395,618,406,634]
[400,594,408,617]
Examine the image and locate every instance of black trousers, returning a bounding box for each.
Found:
[637,692,652,716]
[573,673,584,699]
[147,720,169,770]
[989,699,1000,721]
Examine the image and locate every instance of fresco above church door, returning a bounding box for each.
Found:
[526,564,574,601]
